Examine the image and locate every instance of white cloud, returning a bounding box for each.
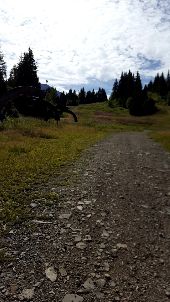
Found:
[0,0,170,91]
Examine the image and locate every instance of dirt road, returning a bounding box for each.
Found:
[1,132,170,301]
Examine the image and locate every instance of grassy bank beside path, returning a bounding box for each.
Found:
[0,118,106,222]
[0,102,170,223]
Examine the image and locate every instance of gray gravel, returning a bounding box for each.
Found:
[1,132,170,301]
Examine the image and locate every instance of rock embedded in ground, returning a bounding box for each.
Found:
[110,281,116,287]
[18,288,34,300]
[101,230,109,238]
[165,288,170,297]
[103,261,110,272]
[45,266,57,282]
[116,243,128,249]
[96,278,106,288]
[59,213,72,219]
[76,242,87,250]
[74,235,82,242]
[59,266,67,277]
[30,202,38,208]
[83,278,95,291]
[77,205,83,211]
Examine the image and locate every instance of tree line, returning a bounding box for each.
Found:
[109,70,170,115]
[0,47,170,119]
[0,48,79,122]
[0,48,107,106]
[46,87,107,107]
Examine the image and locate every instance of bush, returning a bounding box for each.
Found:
[126,94,157,116]
[108,98,120,108]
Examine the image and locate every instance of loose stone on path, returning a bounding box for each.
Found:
[76,242,87,250]
[59,213,72,219]
[18,288,34,300]
[83,278,95,291]
[45,266,57,282]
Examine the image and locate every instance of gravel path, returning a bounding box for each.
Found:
[1,132,170,302]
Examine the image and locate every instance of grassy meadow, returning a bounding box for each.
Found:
[0,102,170,224]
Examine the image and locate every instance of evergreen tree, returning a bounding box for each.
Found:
[72,90,79,106]
[110,79,118,100]
[59,92,67,107]
[45,87,59,105]
[91,89,97,103]
[86,90,93,103]
[110,70,140,108]
[134,71,142,96]
[8,65,18,87]
[0,50,7,96]
[66,89,78,106]
[78,87,86,104]
[8,48,40,88]
[96,88,107,102]
[159,73,167,96]
[147,80,153,92]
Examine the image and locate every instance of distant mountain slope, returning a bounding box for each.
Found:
[40,83,61,97]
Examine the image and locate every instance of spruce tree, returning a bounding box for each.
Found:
[134,71,142,96]
[8,48,40,88]
[8,65,18,88]
[97,88,107,102]
[110,79,118,100]
[159,73,167,96]
[78,87,86,104]
[86,90,93,103]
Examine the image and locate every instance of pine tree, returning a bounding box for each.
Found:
[147,80,153,91]
[96,88,107,102]
[159,73,167,96]
[78,87,86,104]
[8,48,40,88]
[134,71,142,96]
[91,89,97,103]
[0,50,7,96]
[8,65,18,87]
[110,79,118,100]
[86,90,93,103]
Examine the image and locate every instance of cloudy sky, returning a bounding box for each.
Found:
[0,0,170,93]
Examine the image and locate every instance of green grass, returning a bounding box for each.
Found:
[150,131,170,151]
[0,117,105,223]
[72,102,170,132]
[0,102,170,225]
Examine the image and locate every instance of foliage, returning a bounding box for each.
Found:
[8,47,40,88]
[0,50,7,96]
[65,87,108,106]
[146,71,170,104]
[78,87,86,104]
[110,71,143,108]
[44,87,59,105]
[66,89,79,106]
[109,70,159,116]
[126,90,157,116]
